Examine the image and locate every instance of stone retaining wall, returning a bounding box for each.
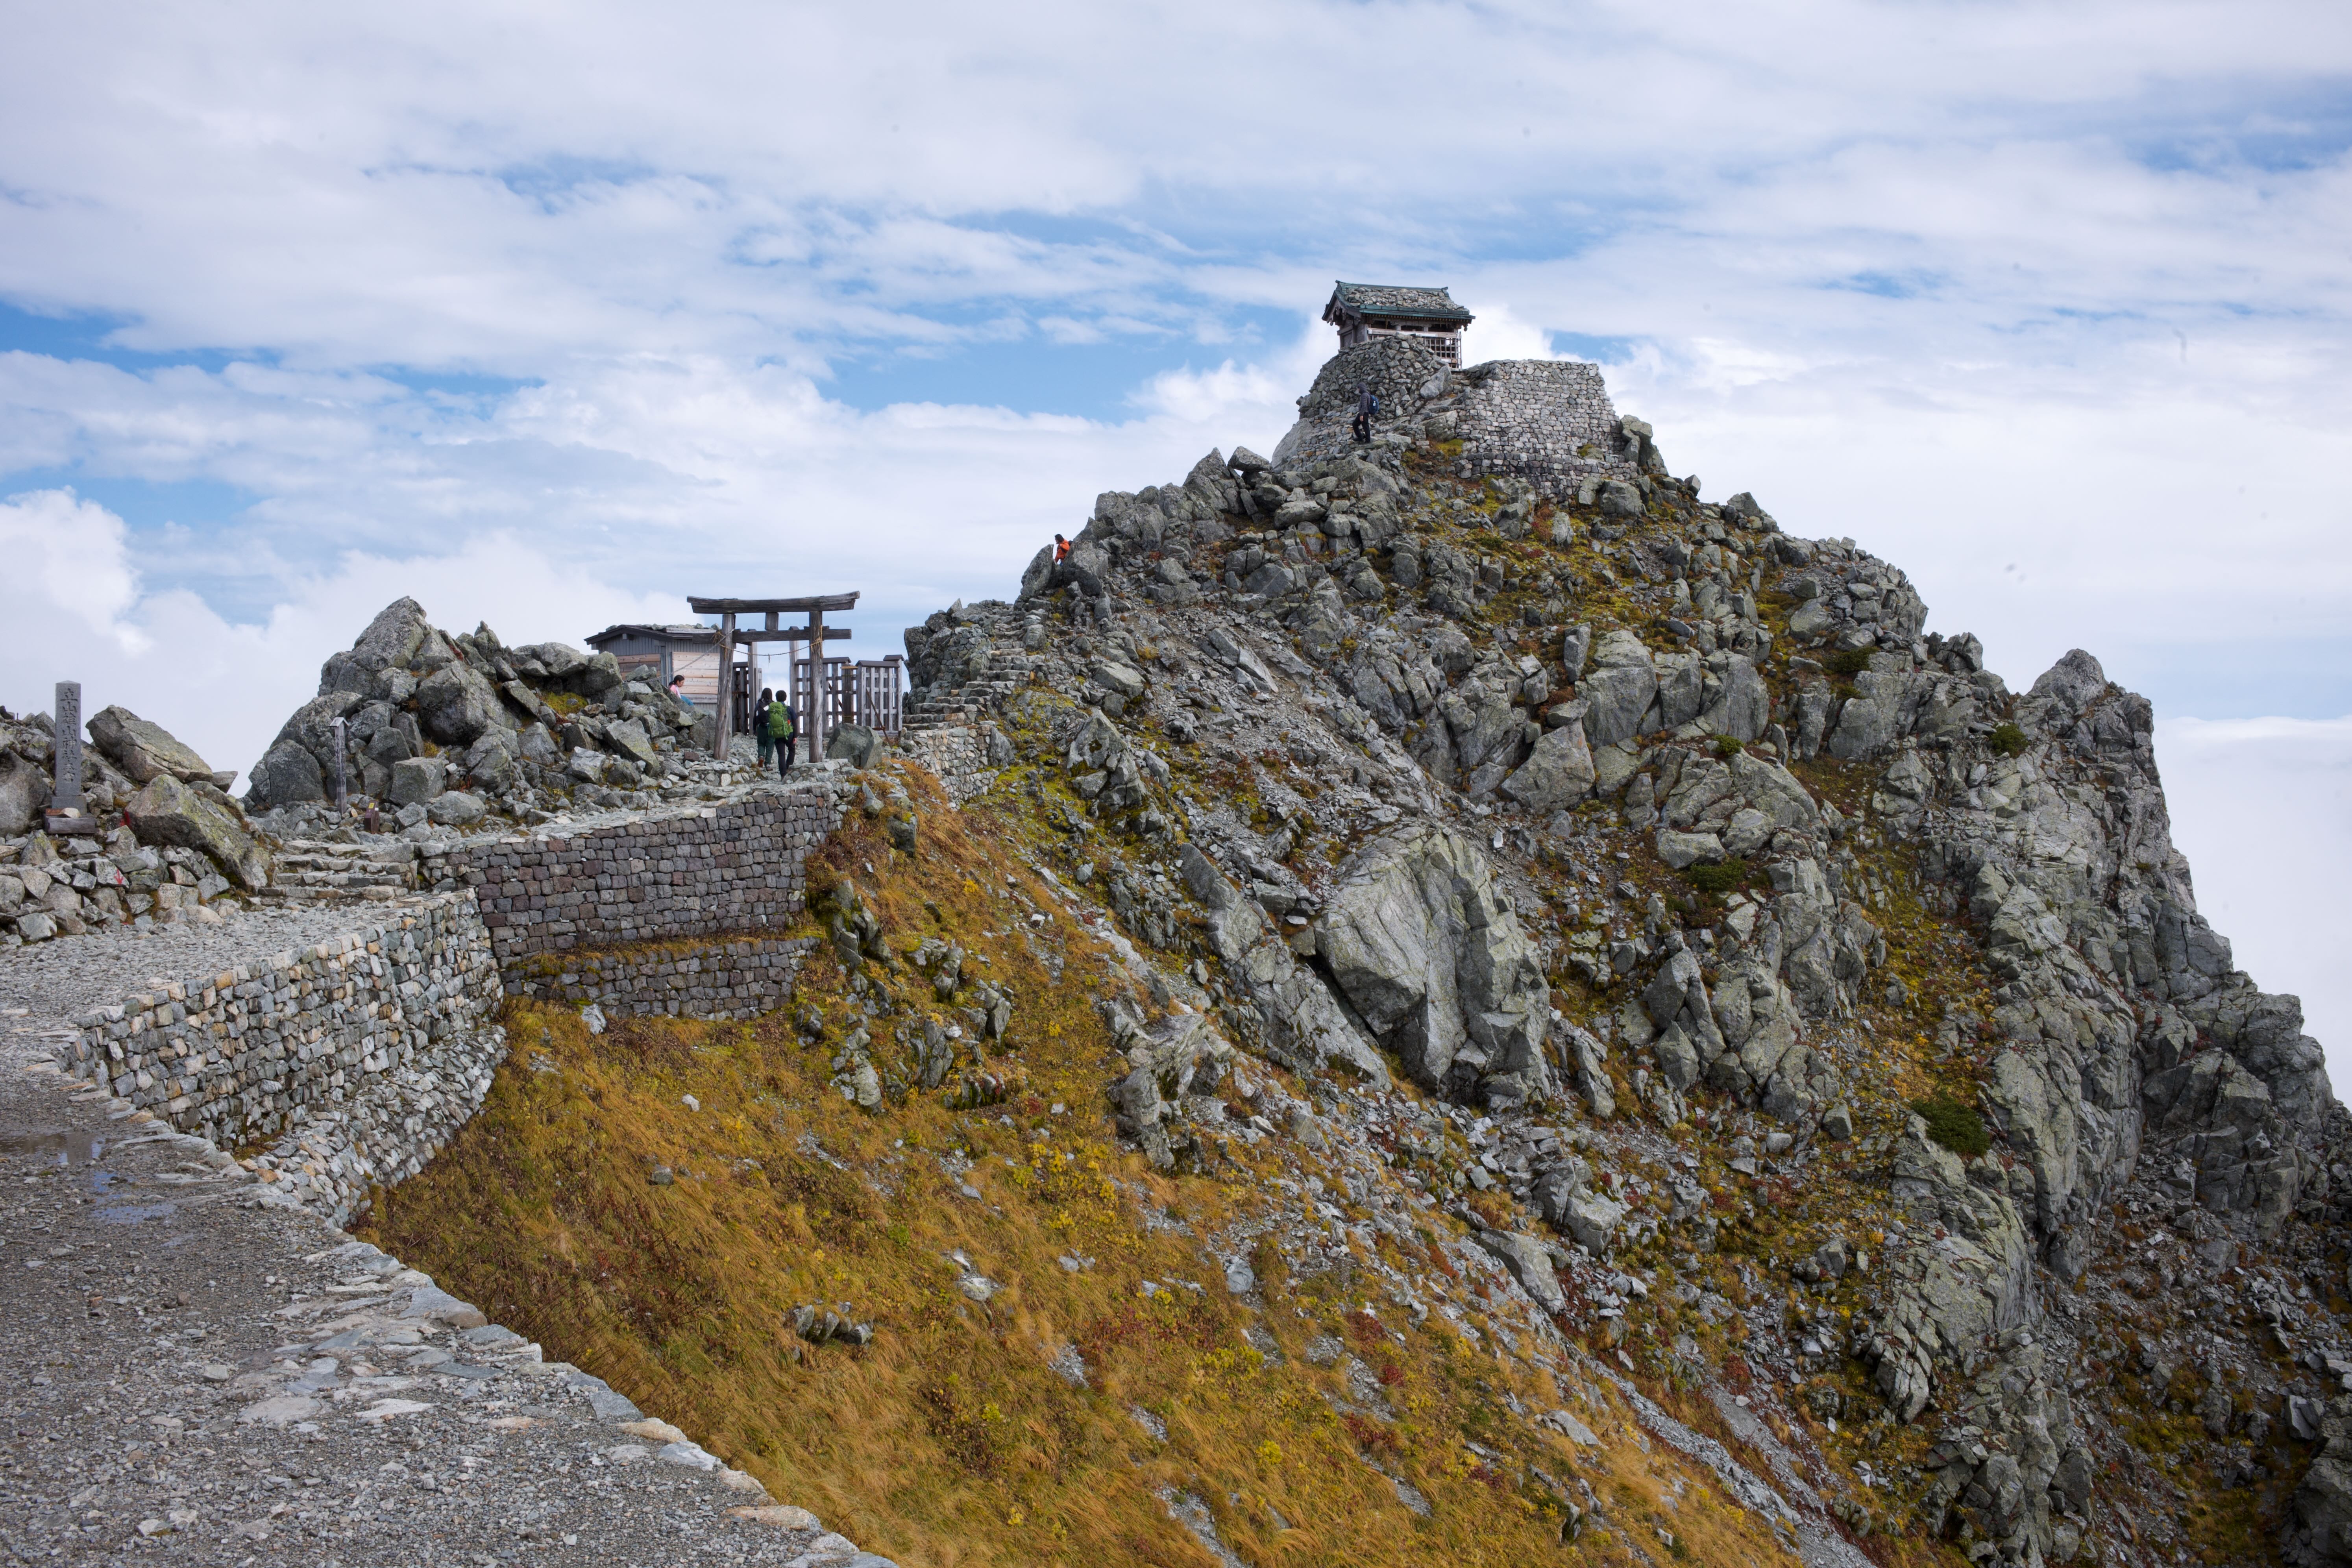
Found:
[47,781,867,1219]
[898,725,1004,807]
[422,784,845,960]
[59,894,507,1218]
[508,934,823,1021]
[1276,346,1636,490]
[1449,359,1626,495]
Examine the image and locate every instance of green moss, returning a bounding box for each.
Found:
[1825,649,1872,679]
[1681,859,1749,897]
[1909,1096,1991,1158]
[1710,735,1745,758]
[1988,722,2029,758]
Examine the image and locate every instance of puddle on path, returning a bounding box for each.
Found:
[0,1129,106,1167]
[94,1202,176,1225]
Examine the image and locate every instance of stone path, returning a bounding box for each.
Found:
[0,1024,895,1568]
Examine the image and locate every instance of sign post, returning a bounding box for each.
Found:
[44,680,93,836]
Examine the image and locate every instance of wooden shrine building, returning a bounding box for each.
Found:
[1321,281,1475,366]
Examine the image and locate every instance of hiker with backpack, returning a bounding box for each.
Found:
[754,686,777,769]
[765,688,798,777]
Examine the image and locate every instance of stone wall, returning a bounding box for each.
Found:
[898,725,1004,807]
[1274,342,1638,491]
[59,894,507,1219]
[1297,336,1450,423]
[507,934,822,1021]
[48,780,862,1221]
[1447,359,1627,494]
[422,784,845,960]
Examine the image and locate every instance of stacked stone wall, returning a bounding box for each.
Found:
[1448,359,1627,494]
[59,895,506,1217]
[898,725,1003,806]
[1276,344,1637,489]
[47,780,864,1219]
[423,784,844,960]
[508,934,821,1020]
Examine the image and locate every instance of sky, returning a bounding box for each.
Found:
[1,0,2348,1072]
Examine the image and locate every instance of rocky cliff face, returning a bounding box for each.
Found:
[890,348,2351,1565]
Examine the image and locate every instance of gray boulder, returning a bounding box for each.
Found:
[1579,632,1657,746]
[1315,825,1551,1104]
[0,753,45,836]
[415,662,506,746]
[1476,1231,1568,1315]
[1113,1012,1239,1170]
[1560,625,1592,683]
[1826,666,1919,761]
[85,706,215,786]
[245,740,324,810]
[1656,830,1724,869]
[1560,1190,1627,1253]
[1698,657,1771,742]
[1500,724,1595,812]
[1727,751,1819,828]
[351,597,433,673]
[2290,1440,2352,1565]
[1239,939,1390,1087]
[826,724,880,768]
[463,731,518,793]
[386,756,447,806]
[570,651,623,697]
[1178,843,1267,965]
[604,718,658,767]
[1090,660,1146,701]
[126,775,270,890]
[1597,479,1643,518]
[514,641,590,683]
[426,791,487,827]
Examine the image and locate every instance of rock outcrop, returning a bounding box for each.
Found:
[244,598,718,832]
[1,705,268,943]
[892,343,2348,1567]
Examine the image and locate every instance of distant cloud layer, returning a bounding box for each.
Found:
[2,0,2348,1063]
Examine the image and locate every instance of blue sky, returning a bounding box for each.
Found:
[3,0,2350,1054]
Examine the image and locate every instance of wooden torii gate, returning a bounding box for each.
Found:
[686,593,859,763]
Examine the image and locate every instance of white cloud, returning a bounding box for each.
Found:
[0,489,146,649]
[2155,715,2352,1089]
[1457,304,1557,367]
[0,489,690,784]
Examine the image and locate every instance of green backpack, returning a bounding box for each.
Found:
[766,701,797,740]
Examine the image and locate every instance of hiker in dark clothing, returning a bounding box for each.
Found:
[754,686,777,769]
[766,691,798,777]
[1352,383,1378,442]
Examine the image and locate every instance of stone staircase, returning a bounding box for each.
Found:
[903,607,1050,732]
[255,839,415,904]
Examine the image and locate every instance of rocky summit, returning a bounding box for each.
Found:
[4,333,2347,1568]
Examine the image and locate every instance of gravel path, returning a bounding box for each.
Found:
[0,1060,894,1567]
[0,906,386,1070]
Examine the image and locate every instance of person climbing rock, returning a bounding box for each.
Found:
[1352,383,1378,443]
